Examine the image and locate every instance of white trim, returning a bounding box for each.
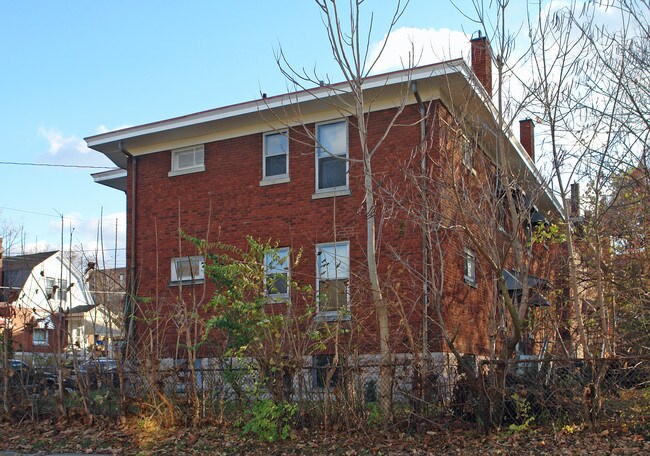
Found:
[260,176,291,186]
[169,144,204,176]
[315,120,349,193]
[170,256,205,283]
[463,248,476,286]
[33,328,49,346]
[264,247,290,302]
[262,130,289,181]
[85,61,465,148]
[168,165,205,177]
[311,188,351,199]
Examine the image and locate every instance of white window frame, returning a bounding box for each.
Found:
[168,145,205,177]
[464,248,477,286]
[315,241,350,321]
[264,247,290,301]
[461,135,474,170]
[260,131,290,186]
[33,328,49,346]
[46,277,68,302]
[314,120,349,198]
[170,255,205,284]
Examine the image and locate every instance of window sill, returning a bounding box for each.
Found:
[463,164,477,176]
[259,176,290,186]
[168,165,205,177]
[464,277,478,288]
[168,279,205,287]
[312,188,351,200]
[315,310,351,322]
[266,295,290,304]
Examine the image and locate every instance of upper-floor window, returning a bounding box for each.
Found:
[264,247,290,301]
[262,131,289,182]
[316,242,350,318]
[169,145,205,177]
[170,256,204,284]
[45,277,67,302]
[316,121,348,192]
[464,248,476,286]
[462,135,474,169]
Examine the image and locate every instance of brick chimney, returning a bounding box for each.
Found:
[519,119,535,161]
[470,32,492,97]
[570,183,581,218]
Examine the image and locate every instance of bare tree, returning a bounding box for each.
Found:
[275,0,411,421]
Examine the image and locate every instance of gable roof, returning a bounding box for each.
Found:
[1,251,58,294]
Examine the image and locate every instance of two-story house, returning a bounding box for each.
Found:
[0,250,121,360]
[86,36,563,365]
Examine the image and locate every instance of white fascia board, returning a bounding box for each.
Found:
[85,60,465,149]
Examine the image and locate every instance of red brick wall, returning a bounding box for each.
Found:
[471,36,492,97]
[126,100,549,359]
[519,119,535,162]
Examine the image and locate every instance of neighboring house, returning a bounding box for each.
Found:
[86,36,564,363]
[0,250,121,359]
[87,267,126,356]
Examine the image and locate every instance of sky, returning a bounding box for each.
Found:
[0,0,547,266]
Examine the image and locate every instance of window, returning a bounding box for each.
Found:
[58,279,68,302]
[169,145,205,176]
[464,248,476,286]
[262,131,289,182]
[316,242,350,317]
[264,247,290,301]
[33,328,48,346]
[45,277,55,299]
[462,135,474,169]
[313,354,341,389]
[316,121,348,192]
[44,278,67,302]
[171,256,204,283]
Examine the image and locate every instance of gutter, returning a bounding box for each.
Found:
[411,81,429,361]
[119,141,137,356]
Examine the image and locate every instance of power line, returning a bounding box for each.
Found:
[0,161,115,169]
[0,206,126,226]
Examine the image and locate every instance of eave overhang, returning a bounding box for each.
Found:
[91,168,127,192]
[85,58,562,217]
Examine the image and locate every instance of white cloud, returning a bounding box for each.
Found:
[368,27,469,74]
[96,124,132,135]
[38,127,113,167]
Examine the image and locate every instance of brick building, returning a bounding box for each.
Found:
[87,37,563,362]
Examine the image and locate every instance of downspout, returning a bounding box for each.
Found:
[411,81,429,360]
[119,140,137,356]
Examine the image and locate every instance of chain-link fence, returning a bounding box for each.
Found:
[2,355,648,430]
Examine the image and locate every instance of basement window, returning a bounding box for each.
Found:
[169,145,205,177]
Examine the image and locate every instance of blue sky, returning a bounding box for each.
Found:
[0,0,518,265]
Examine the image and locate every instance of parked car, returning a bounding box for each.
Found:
[70,358,120,388]
[0,360,57,392]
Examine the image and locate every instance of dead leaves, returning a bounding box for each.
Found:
[0,417,647,455]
